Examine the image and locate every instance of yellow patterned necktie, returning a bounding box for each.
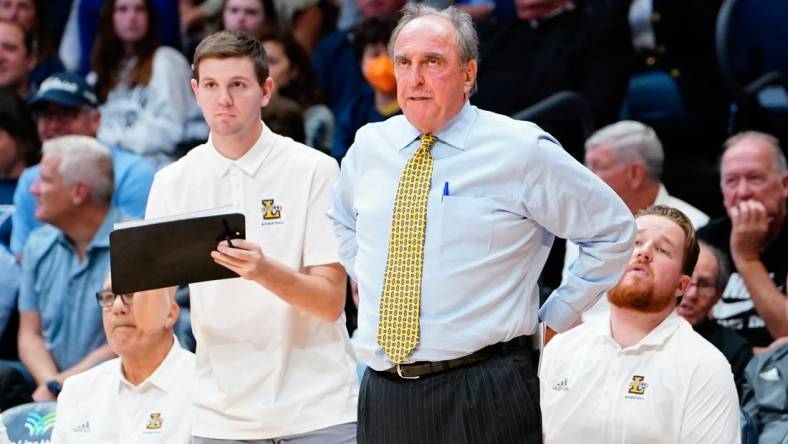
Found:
[377,133,437,364]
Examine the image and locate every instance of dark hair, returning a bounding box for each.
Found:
[635,205,700,276]
[221,0,278,39]
[0,19,33,55]
[261,95,305,143]
[91,0,161,102]
[193,30,269,85]
[30,0,55,58]
[260,29,323,107]
[351,14,399,60]
[0,87,40,166]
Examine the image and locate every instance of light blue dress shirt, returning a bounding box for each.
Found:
[10,145,154,255]
[0,245,18,337]
[329,102,635,371]
[17,208,124,371]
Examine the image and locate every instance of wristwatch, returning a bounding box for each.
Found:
[46,379,62,396]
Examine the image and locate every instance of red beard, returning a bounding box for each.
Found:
[608,274,672,314]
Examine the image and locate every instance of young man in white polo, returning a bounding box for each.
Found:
[144,31,358,443]
[540,205,741,444]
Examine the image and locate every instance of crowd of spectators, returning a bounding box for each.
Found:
[0,0,784,442]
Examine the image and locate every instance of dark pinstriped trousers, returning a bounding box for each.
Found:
[358,349,541,444]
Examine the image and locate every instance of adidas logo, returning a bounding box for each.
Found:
[760,367,780,382]
[552,378,569,391]
[73,421,90,433]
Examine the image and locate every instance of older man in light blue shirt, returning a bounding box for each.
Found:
[328,4,635,444]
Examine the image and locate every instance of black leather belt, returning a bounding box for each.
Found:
[381,335,533,380]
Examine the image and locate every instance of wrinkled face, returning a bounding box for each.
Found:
[721,138,788,238]
[192,56,272,139]
[262,40,292,91]
[608,215,690,313]
[392,15,476,134]
[35,103,99,141]
[677,247,720,326]
[0,22,31,90]
[356,0,406,17]
[113,0,149,45]
[30,153,74,226]
[514,0,565,20]
[223,0,266,40]
[102,284,175,358]
[0,0,36,31]
[585,144,632,198]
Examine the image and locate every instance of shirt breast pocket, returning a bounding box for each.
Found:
[440,196,494,261]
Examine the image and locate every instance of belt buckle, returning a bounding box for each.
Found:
[396,364,420,380]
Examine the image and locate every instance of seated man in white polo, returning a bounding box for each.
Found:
[50,278,195,443]
[541,205,740,444]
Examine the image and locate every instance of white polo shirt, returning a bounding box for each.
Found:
[540,311,740,444]
[51,339,196,444]
[145,125,358,440]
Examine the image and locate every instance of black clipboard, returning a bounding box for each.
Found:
[110,212,245,294]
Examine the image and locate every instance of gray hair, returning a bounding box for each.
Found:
[722,130,787,175]
[388,4,479,91]
[42,135,114,206]
[698,241,730,292]
[585,120,664,183]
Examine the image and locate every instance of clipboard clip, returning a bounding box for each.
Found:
[222,218,235,248]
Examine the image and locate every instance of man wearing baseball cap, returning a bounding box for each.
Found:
[10,71,155,257]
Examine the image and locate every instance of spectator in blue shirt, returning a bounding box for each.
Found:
[10,71,154,257]
[18,135,120,401]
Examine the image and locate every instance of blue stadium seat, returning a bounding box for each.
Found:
[716,0,788,141]
[2,401,57,443]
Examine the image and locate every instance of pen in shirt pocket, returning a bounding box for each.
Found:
[442,182,450,202]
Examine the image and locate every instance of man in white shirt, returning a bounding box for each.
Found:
[145,31,357,443]
[50,277,195,443]
[541,205,741,444]
[565,120,709,322]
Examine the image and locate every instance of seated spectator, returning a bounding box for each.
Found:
[262,29,333,153]
[260,94,306,143]
[0,20,35,97]
[0,88,40,246]
[678,241,753,398]
[272,0,338,54]
[311,0,406,118]
[741,338,788,443]
[91,0,207,169]
[222,0,278,40]
[59,0,181,75]
[11,72,155,257]
[0,245,18,338]
[698,131,787,348]
[0,0,65,91]
[17,135,122,401]
[51,279,195,443]
[541,205,740,443]
[331,14,400,161]
[564,120,708,321]
[471,0,631,156]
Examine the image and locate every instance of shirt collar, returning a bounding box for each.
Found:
[391,101,478,152]
[205,122,275,177]
[601,310,683,351]
[117,336,183,393]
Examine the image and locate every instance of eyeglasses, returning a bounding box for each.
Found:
[688,278,716,293]
[95,290,134,309]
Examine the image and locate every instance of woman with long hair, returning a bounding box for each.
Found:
[91,0,206,168]
[262,29,333,154]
